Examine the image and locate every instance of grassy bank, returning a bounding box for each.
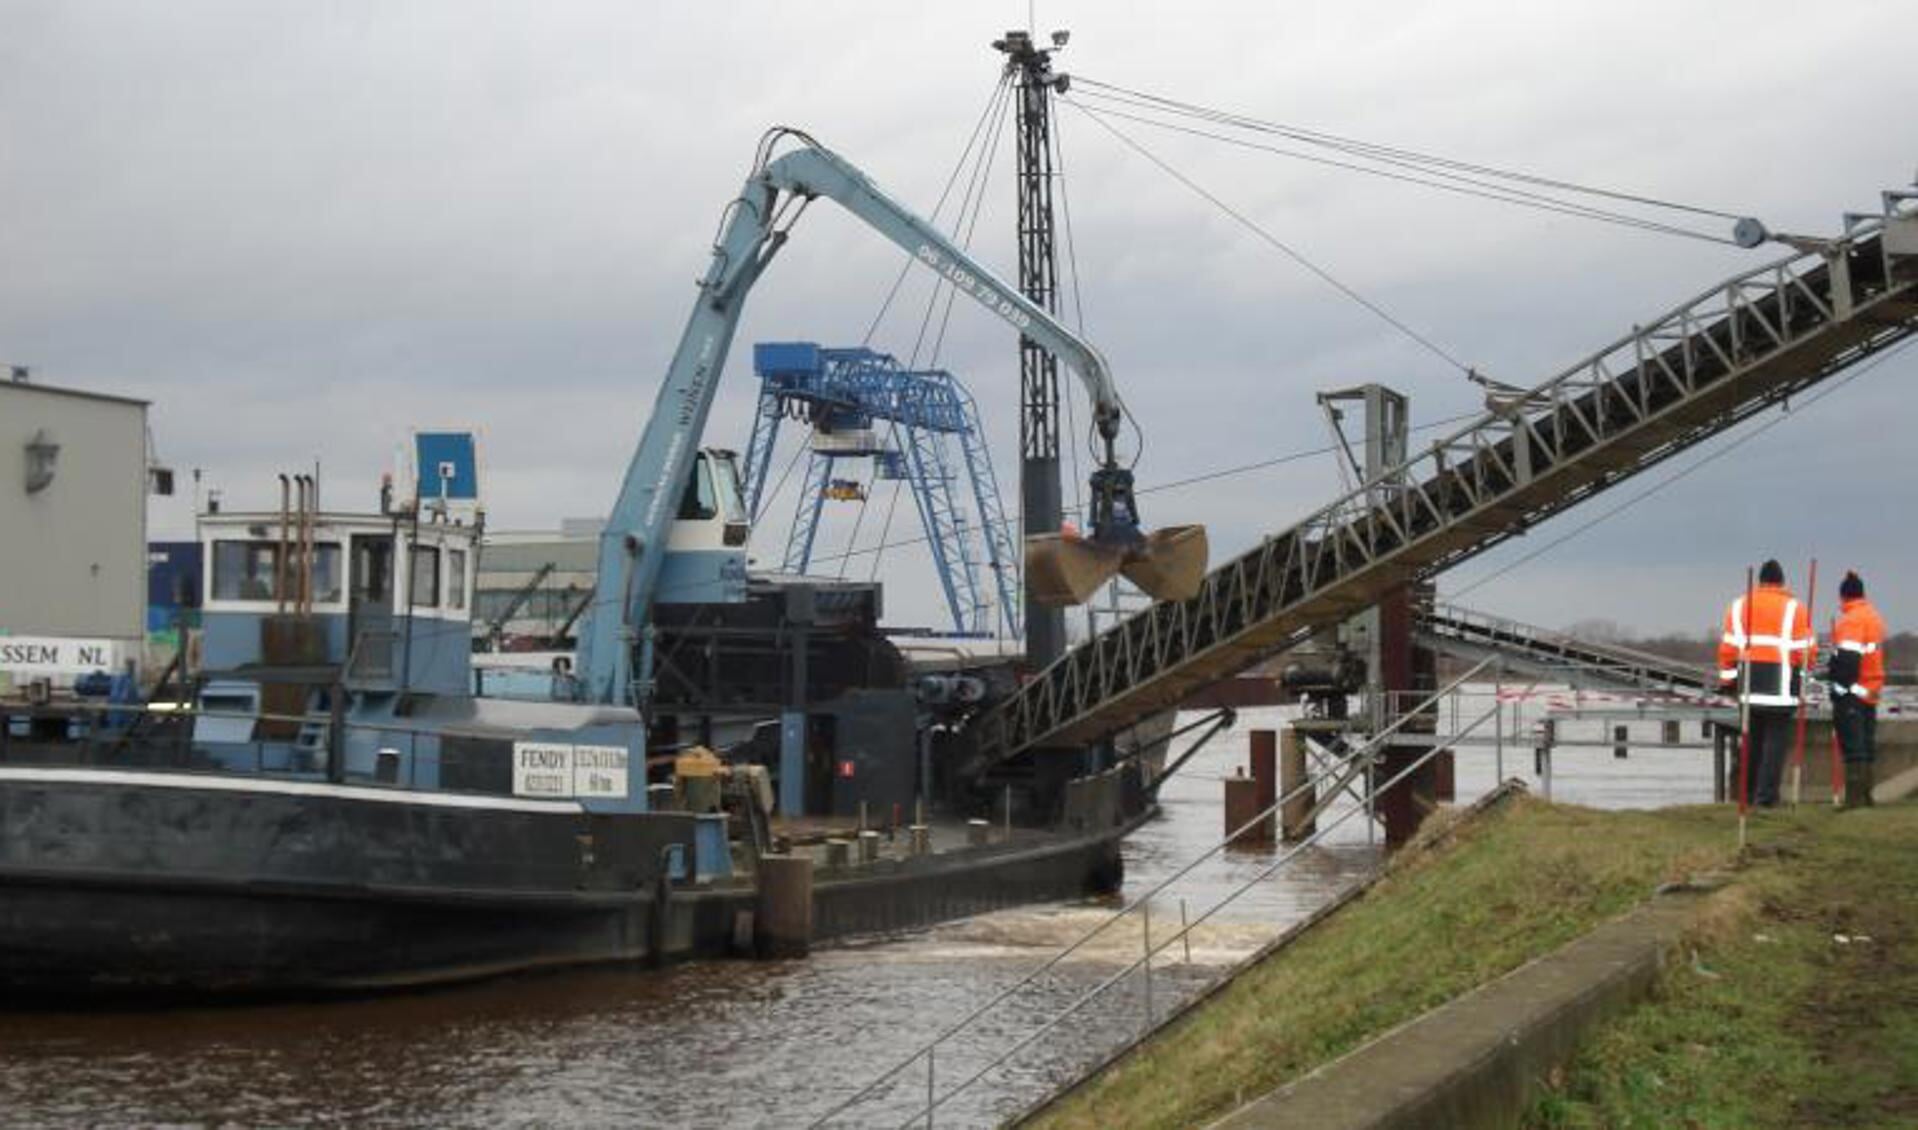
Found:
[1526,802,1918,1128]
[1026,796,1739,1130]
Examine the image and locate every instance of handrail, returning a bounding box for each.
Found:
[903,673,1539,1127]
[1425,603,1715,688]
[808,656,1497,1128]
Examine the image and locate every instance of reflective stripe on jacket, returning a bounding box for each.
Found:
[1717,583,1815,707]
[1829,597,1886,705]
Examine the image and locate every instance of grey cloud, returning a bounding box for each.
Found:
[4,0,1913,635]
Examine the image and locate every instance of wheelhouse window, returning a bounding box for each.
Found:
[447,549,467,611]
[212,541,279,601]
[211,540,342,603]
[409,545,441,607]
[309,544,343,603]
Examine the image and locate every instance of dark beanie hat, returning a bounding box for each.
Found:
[1759,559,1784,585]
[1841,571,1865,599]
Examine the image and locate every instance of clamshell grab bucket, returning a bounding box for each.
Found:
[1024,524,1209,607]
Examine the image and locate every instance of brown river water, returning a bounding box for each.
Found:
[0,693,1719,1128]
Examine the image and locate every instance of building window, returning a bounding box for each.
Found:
[447,549,467,611]
[409,545,441,607]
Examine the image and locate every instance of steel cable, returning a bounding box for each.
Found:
[1065,98,1483,380]
[1070,75,1749,224]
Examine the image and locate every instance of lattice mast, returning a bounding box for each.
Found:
[995,29,1071,666]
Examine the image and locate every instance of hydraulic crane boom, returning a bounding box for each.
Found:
[577,129,1205,705]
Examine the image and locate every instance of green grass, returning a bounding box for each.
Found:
[1026,796,1739,1130]
[1525,802,1918,1129]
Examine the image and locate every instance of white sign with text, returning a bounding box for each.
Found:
[511,741,632,799]
[0,636,121,676]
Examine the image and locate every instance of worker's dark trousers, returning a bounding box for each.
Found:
[1744,706,1793,806]
[1834,696,1878,764]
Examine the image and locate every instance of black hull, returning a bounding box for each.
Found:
[0,767,1142,1001]
[0,876,650,1001]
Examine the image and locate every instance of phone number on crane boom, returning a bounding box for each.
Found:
[916,245,1033,331]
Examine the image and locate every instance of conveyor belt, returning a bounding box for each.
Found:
[970,206,1918,767]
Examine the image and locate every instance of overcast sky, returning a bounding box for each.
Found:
[4,1,1913,638]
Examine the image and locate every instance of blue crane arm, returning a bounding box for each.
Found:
[761,145,1126,436]
[577,132,1126,705]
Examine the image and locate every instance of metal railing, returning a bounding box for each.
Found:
[1421,602,1715,697]
[814,657,1536,1127]
[0,699,460,793]
[971,210,1916,768]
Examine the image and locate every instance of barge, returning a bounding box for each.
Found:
[0,475,1151,1000]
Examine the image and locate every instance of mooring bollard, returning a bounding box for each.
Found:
[966,818,990,847]
[857,829,881,863]
[909,824,931,856]
[1249,729,1277,817]
[754,854,813,959]
[1224,771,1265,845]
[1280,727,1315,842]
[825,838,852,869]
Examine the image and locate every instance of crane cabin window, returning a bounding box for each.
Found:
[677,459,718,521]
[409,545,441,607]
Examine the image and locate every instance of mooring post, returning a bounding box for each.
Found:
[1249,729,1277,834]
[1224,769,1261,845]
[1280,727,1314,841]
[754,853,814,959]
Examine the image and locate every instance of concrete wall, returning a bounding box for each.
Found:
[0,382,148,645]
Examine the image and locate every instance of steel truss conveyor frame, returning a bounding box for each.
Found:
[972,205,1918,768]
[1418,603,1716,698]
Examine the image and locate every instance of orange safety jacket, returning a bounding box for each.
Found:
[1717,582,1815,708]
[1828,596,1886,706]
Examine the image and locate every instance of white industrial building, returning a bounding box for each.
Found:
[473,519,601,649]
[0,372,152,685]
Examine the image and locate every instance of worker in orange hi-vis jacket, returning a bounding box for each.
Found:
[1826,570,1887,809]
[1717,559,1815,807]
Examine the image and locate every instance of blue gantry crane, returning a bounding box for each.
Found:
[742,342,1023,639]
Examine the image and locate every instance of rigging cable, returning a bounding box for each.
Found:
[858,75,1014,581]
[1066,90,1736,246]
[1070,75,1748,225]
[1063,97,1484,380]
[861,75,1012,347]
[917,79,1016,368]
[1052,96,1117,635]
